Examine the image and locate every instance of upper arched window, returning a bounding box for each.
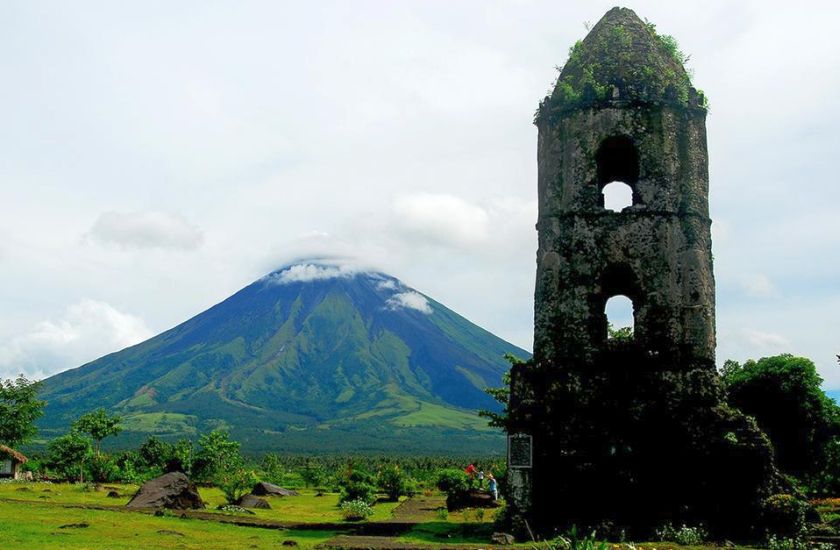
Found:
[596,136,640,211]
[605,295,635,340]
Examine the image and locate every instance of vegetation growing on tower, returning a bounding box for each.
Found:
[536,8,709,124]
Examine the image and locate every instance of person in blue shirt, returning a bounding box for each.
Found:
[487,473,498,501]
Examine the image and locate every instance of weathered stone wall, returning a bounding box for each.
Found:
[533,104,715,368]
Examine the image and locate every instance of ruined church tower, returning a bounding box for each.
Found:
[506,8,783,537]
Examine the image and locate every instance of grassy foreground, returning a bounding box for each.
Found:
[0,500,336,549]
[0,482,774,549]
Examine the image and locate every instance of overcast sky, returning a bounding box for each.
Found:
[1,1,838,389]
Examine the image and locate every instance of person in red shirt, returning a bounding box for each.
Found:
[465,463,477,488]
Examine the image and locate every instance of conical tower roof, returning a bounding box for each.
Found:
[541,7,704,118]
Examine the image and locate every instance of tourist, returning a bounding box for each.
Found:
[477,469,485,488]
[465,463,477,487]
[487,473,498,501]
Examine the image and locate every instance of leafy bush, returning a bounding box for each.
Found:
[216,468,259,505]
[435,507,449,520]
[722,355,840,483]
[377,465,414,501]
[435,468,471,509]
[261,453,287,486]
[301,460,327,488]
[762,494,808,539]
[193,431,243,483]
[88,454,120,483]
[655,523,707,545]
[340,498,374,521]
[339,468,377,505]
[46,432,92,482]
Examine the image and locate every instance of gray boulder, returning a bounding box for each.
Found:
[126,472,205,510]
[251,481,299,497]
[237,493,271,509]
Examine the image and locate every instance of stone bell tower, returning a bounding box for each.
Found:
[506,7,784,538]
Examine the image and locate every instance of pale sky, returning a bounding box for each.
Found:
[1,1,838,389]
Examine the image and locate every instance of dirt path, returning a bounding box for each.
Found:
[388,495,447,523]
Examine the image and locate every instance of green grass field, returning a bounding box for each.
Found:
[0,500,336,549]
[0,482,773,549]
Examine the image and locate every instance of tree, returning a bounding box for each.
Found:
[217,468,258,504]
[261,453,287,485]
[72,408,123,457]
[0,376,45,448]
[193,430,242,482]
[722,354,840,480]
[479,353,522,429]
[47,432,92,482]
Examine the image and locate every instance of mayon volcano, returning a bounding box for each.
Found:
[39,262,528,454]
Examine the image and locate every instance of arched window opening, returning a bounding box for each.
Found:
[605,295,634,341]
[602,181,633,212]
[596,135,640,210]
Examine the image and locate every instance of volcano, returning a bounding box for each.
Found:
[39,262,529,453]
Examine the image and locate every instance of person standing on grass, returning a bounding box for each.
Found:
[487,473,498,501]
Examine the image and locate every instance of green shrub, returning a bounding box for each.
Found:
[435,468,471,509]
[216,468,259,505]
[377,464,414,501]
[260,453,287,486]
[301,460,327,488]
[340,498,374,521]
[339,468,377,505]
[88,454,120,483]
[435,507,449,520]
[762,494,808,539]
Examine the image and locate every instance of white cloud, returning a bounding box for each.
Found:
[267,263,361,285]
[392,194,490,249]
[0,300,153,380]
[738,274,778,298]
[386,291,433,314]
[742,328,790,352]
[376,280,398,291]
[87,211,203,251]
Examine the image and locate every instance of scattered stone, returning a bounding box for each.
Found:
[107,490,121,498]
[126,472,205,510]
[491,532,515,545]
[42,488,52,493]
[157,530,185,537]
[282,540,299,546]
[237,493,271,509]
[59,523,89,529]
[251,481,299,497]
